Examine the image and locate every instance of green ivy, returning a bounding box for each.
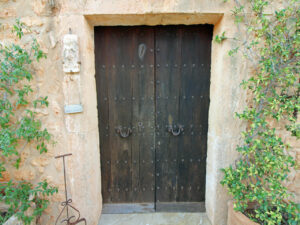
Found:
[0,20,57,224]
[0,181,57,225]
[218,0,300,224]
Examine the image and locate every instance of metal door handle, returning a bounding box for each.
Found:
[167,125,184,136]
[116,126,132,138]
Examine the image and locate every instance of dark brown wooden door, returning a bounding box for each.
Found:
[95,25,212,213]
[155,26,212,211]
[95,27,156,212]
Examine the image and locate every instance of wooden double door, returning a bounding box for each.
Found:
[95,25,212,213]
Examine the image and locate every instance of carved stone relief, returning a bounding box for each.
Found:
[62,34,80,73]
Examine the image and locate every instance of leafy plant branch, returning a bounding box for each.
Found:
[218,0,299,224]
[0,19,57,225]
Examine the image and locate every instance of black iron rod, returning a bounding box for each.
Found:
[63,156,69,221]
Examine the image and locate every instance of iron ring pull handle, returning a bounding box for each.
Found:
[168,125,184,136]
[116,126,132,138]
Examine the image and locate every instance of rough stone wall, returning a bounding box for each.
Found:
[0,1,298,225]
[0,0,101,224]
[0,1,68,224]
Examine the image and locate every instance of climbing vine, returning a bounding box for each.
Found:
[219,0,299,224]
[0,20,57,224]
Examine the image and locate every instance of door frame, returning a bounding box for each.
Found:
[77,11,245,225]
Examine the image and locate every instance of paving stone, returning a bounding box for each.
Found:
[98,213,212,225]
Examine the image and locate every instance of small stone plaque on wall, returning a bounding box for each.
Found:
[62,34,80,73]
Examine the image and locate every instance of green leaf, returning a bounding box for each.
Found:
[215,32,228,43]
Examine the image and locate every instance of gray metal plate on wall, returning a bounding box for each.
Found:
[64,104,83,114]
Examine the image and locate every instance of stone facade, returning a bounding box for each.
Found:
[0,1,298,225]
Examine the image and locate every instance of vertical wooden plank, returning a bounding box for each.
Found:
[177,26,199,202]
[177,26,193,202]
[191,25,213,201]
[131,27,155,203]
[105,28,125,203]
[176,25,213,202]
[95,27,111,203]
[155,26,182,203]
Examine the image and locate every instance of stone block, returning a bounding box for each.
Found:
[0,8,16,18]
[14,168,36,181]
[0,170,10,182]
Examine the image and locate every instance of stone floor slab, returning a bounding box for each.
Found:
[98,213,211,225]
